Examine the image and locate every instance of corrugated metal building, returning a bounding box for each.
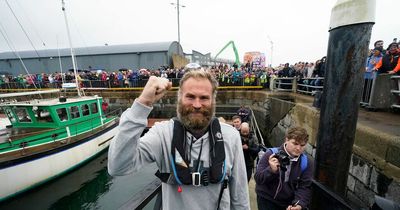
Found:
[0,41,183,75]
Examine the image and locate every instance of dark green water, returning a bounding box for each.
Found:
[0,150,158,210]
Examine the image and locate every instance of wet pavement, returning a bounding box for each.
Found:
[357,109,400,137]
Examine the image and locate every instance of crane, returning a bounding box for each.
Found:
[214,41,240,66]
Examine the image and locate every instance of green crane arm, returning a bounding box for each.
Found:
[214,41,240,66]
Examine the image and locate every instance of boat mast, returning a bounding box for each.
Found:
[56,35,65,84]
[61,0,81,96]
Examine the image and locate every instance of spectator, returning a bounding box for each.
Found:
[255,126,314,210]
[375,42,400,75]
[102,100,109,113]
[232,115,242,131]
[362,47,383,104]
[240,122,259,182]
[368,40,385,57]
[237,105,250,123]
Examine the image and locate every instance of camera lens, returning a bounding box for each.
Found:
[276,150,290,168]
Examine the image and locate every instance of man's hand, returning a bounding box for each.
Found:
[286,204,302,210]
[242,144,249,150]
[268,154,280,173]
[138,76,172,107]
[388,70,396,74]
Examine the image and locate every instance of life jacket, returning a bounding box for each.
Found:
[269,147,308,173]
[260,74,267,84]
[156,118,226,186]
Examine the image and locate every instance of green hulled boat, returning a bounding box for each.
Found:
[0,92,120,201]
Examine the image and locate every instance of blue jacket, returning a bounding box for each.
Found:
[254,145,314,209]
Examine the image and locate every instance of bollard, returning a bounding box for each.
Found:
[313,0,376,209]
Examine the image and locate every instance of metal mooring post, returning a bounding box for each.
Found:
[314,0,375,207]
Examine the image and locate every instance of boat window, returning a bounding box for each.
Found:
[15,107,32,123]
[70,106,80,119]
[81,104,89,116]
[90,103,98,114]
[34,108,54,123]
[5,108,16,123]
[56,108,68,121]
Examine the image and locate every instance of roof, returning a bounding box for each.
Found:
[0,90,60,98]
[0,96,100,107]
[0,41,176,60]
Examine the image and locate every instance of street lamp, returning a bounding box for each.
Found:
[171,0,185,54]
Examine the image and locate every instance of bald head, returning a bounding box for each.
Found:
[240,122,250,136]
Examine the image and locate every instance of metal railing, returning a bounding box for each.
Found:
[0,77,265,90]
[297,77,325,95]
[249,107,267,147]
[358,74,399,110]
[390,75,400,109]
[270,76,324,95]
[270,77,296,92]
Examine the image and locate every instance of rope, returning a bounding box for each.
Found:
[15,0,46,47]
[0,21,41,96]
[5,0,41,59]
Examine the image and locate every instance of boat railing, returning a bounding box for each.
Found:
[104,107,123,118]
[65,108,121,137]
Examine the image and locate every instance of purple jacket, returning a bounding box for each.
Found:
[254,145,314,209]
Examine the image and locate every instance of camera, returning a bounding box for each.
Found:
[275,150,290,171]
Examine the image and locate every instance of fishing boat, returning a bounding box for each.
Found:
[0,90,120,201]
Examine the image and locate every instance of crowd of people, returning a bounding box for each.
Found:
[1,38,399,91]
[0,57,329,90]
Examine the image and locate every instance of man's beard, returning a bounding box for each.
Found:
[177,100,215,133]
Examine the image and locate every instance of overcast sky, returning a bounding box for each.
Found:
[0,0,398,66]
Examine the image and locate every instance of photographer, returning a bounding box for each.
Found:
[255,127,314,210]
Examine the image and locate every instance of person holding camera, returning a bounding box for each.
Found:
[254,127,314,210]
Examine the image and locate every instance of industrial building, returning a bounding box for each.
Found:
[0,41,183,75]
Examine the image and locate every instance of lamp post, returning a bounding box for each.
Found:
[171,0,185,54]
[267,36,273,67]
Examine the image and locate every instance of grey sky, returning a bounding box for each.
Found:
[0,0,397,66]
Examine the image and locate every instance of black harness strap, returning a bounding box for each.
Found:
[154,118,229,210]
[155,118,226,185]
[208,117,225,183]
[172,117,226,185]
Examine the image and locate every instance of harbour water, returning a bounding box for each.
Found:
[0,150,158,210]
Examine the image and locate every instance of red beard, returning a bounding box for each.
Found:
[177,102,214,132]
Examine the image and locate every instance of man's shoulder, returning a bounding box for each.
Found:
[220,122,240,137]
[151,119,174,131]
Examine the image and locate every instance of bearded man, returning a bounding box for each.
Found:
[108,68,249,210]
